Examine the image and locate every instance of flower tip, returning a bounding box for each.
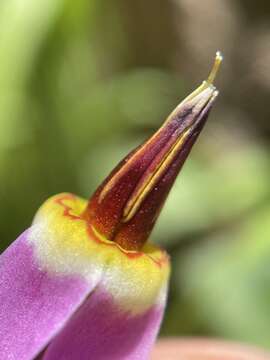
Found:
[216,50,223,62]
[206,51,223,85]
[182,52,222,106]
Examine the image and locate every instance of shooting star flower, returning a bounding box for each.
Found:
[0,52,222,360]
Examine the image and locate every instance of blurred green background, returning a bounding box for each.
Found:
[1,0,270,349]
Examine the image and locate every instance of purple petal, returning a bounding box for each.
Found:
[0,229,95,360]
[42,287,164,360]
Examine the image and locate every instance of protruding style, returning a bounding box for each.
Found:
[83,53,222,251]
[207,51,223,84]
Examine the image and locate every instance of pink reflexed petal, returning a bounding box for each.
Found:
[0,229,97,360]
[42,288,164,360]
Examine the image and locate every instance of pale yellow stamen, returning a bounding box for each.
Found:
[122,128,191,222]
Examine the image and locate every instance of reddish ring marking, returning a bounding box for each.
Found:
[87,226,142,259]
[54,194,169,268]
[55,194,82,221]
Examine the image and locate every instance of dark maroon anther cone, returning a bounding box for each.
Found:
[83,53,222,251]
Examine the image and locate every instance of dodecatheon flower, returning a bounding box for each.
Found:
[0,53,222,360]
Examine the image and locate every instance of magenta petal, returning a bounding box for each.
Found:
[0,227,166,360]
[0,229,94,360]
[42,288,164,360]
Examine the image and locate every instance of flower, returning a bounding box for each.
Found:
[0,53,222,360]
